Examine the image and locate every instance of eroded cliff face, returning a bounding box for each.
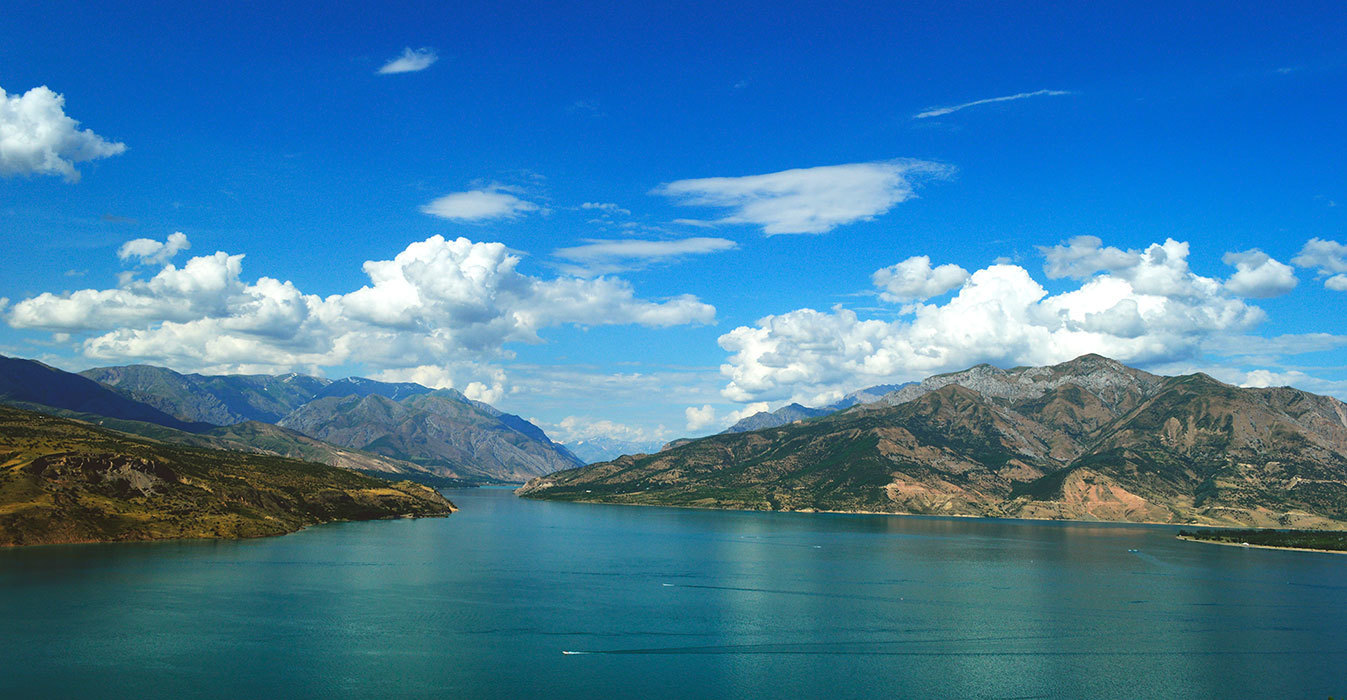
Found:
[519,355,1347,529]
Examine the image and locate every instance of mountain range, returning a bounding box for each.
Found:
[519,355,1347,529]
[3,356,581,483]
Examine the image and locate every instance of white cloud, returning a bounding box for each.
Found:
[420,186,539,222]
[914,89,1072,119]
[371,363,507,404]
[462,381,504,404]
[723,401,770,426]
[872,256,970,302]
[1293,238,1347,291]
[1236,368,1347,398]
[580,202,630,216]
[377,47,438,74]
[685,404,717,431]
[552,237,737,275]
[1292,238,1347,273]
[1042,236,1238,297]
[0,85,126,182]
[1040,235,1139,280]
[1241,369,1289,388]
[7,235,716,380]
[1222,249,1297,298]
[653,160,951,235]
[10,251,253,331]
[117,232,190,266]
[718,237,1270,406]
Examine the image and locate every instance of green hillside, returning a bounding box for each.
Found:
[0,406,455,547]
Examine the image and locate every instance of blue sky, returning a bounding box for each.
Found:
[2,1,1346,445]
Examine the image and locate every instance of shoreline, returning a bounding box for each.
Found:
[518,492,1323,530]
[1175,535,1347,555]
[0,510,453,550]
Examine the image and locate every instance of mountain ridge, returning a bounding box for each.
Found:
[519,355,1347,529]
[12,357,579,483]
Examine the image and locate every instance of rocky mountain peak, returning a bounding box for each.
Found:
[872,354,1164,410]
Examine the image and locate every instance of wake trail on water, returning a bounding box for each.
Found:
[658,581,901,603]
[559,632,1089,657]
[560,642,1347,657]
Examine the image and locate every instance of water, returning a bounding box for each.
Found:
[2,487,1345,699]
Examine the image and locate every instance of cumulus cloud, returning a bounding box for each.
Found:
[1042,236,1254,298]
[723,401,771,425]
[654,160,951,235]
[117,232,190,266]
[1222,249,1297,298]
[685,404,717,431]
[1040,235,1139,280]
[377,47,438,74]
[1293,238,1347,291]
[1236,367,1347,398]
[913,89,1072,119]
[718,238,1270,405]
[6,235,716,382]
[420,186,540,222]
[0,85,126,182]
[552,237,737,275]
[872,256,970,302]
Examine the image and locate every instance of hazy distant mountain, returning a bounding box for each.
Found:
[1,356,210,433]
[722,403,831,434]
[520,355,1347,529]
[279,391,582,482]
[564,437,665,464]
[720,383,915,434]
[81,364,330,425]
[826,383,913,409]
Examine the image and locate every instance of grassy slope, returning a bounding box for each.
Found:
[0,406,455,547]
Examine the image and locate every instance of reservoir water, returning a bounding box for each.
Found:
[2,486,1344,698]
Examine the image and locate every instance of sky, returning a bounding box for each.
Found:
[2,1,1346,447]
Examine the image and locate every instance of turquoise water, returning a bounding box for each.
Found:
[2,487,1345,699]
